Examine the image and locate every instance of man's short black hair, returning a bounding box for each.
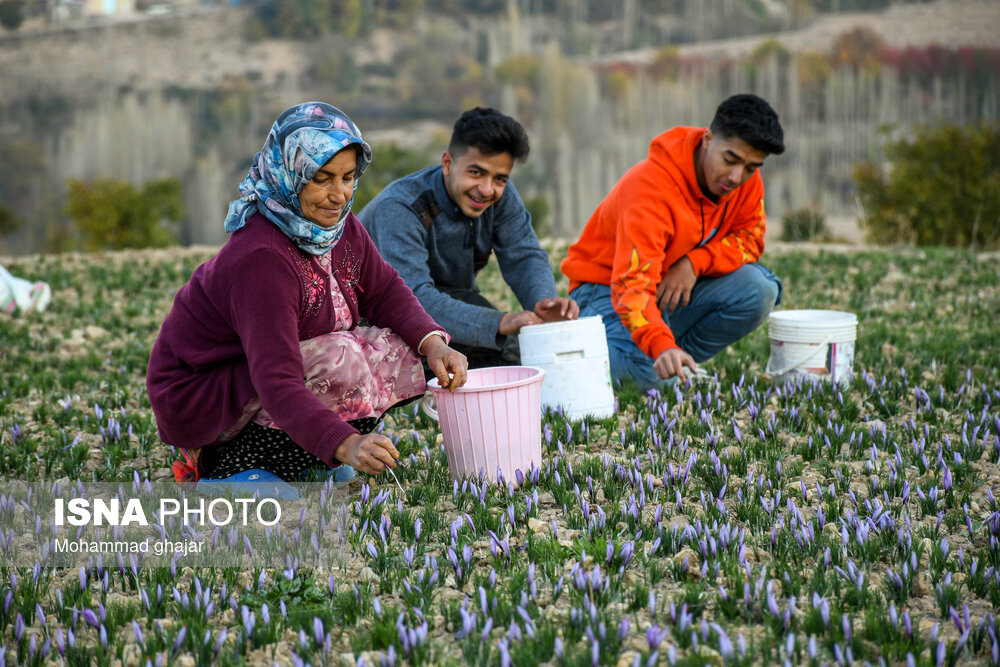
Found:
[448,107,531,162]
[710,94,785,156]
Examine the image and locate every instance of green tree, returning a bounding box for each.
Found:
[524,195,551,238]
[63,179,184,251]
[780,206,828,242]
[854,123,1000,249]
[496,54,541,86]
[0,0,25,30]
[0,139,46,247]
[353,143,436,213]
[0,204,20,237]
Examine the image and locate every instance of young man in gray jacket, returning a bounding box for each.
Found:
[359,107,577,368]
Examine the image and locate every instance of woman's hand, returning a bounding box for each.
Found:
[421,334,468,391]
[334,432,400,475]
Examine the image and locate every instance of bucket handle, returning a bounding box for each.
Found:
[765,334,833,377]
[420,391,439,422]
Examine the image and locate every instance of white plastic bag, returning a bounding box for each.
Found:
[0,264,51,315]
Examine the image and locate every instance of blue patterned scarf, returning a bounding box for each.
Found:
[224,102,372,256]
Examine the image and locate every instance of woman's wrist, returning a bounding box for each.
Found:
[418,330,448,355]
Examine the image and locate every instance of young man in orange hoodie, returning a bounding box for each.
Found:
[561,94,784,390]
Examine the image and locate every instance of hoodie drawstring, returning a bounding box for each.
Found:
[698,200,729,248]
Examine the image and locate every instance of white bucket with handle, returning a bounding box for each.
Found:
[518,316,615,420]
[766,310,858,385]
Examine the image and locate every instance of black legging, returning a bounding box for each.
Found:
[197,417,380,481]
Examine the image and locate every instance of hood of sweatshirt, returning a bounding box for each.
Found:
[647,126,720,210]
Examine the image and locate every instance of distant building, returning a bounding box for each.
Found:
[85,0,135,17]
[50,0,136,21]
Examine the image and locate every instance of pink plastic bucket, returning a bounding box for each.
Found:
[422,366,545,484]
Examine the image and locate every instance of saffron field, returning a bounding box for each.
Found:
[0,244,998,666]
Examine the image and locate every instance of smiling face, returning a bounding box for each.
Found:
[694,130,769,199]
[441,146,515,219]
[298,148,359,228]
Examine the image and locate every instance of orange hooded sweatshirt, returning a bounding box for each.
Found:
[561,127,768,361]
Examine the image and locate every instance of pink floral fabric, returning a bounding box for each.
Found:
[318,253,354,328]
[214,272,424,443]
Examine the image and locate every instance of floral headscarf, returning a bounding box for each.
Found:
[224,102,372,256]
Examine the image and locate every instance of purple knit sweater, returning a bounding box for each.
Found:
[146,213,440,466]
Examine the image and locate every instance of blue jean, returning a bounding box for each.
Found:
[571,263,782,390]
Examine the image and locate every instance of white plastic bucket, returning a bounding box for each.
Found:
[518,316,615,420]
[421,366,545,485]
[766,310,858,385]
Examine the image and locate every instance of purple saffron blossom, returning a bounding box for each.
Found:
[173,626,187,654]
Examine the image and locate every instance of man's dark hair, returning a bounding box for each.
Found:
[448,107,531,162]
[710,94,785,156]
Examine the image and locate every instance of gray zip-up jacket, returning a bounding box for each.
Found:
[358,165,556,350]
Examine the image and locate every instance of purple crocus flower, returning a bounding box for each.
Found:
[214,629,228,656]
[133,620,144,644]
[173,626,186,654]
[645,625,666,650]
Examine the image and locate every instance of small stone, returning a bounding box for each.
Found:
[527,517,548,534]
[339,653,356,667]
[911,575,929,598]
[617,651,640,667]
[151,468,175,482]
[666,514,690,531]
[673,547,701,578]
[85,325,108,339]
[358,567,379,584]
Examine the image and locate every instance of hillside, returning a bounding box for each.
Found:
[0,0,997,253]
[601,0,1000,65]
